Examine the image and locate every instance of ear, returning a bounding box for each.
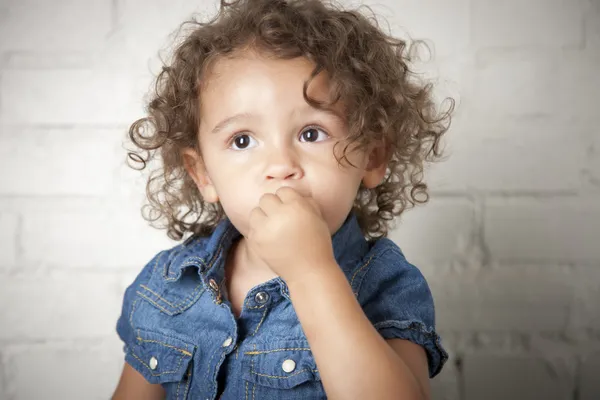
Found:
[362,143,388,189]
[181,147,219,203]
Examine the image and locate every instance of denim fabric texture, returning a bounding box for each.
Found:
[116,212,448,399]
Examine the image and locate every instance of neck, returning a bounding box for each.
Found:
[233,236,276,277]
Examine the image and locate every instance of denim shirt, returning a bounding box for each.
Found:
[116,212,448,399]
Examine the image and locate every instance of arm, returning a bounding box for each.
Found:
[287,264,430,400]
[111,362,166,400]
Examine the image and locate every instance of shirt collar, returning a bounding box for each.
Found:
[166,211,369,286]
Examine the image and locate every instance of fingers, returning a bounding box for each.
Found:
[275,186,303,203]
[258,192,282,215]
[248,206,267,236]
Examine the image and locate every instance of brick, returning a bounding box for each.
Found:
[566,267,600,334]
[429,124,588,192]
[464,353,574,400]
[358,0,470,59]
[585,0,600,50]
[485,198,600,263]
[0,128,121,196]
[430,348,460,400]
[589,129,600,185]
[2,52,93,70]
[0,212,18,269]
[388,198,476,271]
[5,340,124,400]
[20,201,176,269]
[100,0,217,70]
[0,70,148,125]
[466,51,599,125]
[471,0,583,48]
[0,0,111,53]
[0,272,122,340]
[0,351,5,400]
[431,265,573,332]
[580,350,600,400]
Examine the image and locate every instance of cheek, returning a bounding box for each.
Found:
[310,168,362,225]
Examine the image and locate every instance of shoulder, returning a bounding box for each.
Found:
[115,234,214,340]
[115,246,178,342]
[349,237,425,298]
[349,237,449,378]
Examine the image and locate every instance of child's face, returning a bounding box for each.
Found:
[183,50,386,237]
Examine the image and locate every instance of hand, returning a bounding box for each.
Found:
[246,187,336,283]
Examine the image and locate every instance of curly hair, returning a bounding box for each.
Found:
[127,0,454,241]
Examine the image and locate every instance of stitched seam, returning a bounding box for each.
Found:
[175,372,183,399]
[250,368,316,379]
[182,367,192,399]
[202,233,227,275]
[136,291,174,316]
[163,227,223,281]
[172,282,204,309]
[244,347,311,355]
[135,337,192,357]
[137,329,198,348]
[151,251,165,276]
[164,244,186,279]
[349,253,376,286]
[129,297,140,329]
[252,344,256,400]
[245,381,248,400]
[130,351,184,376]
[252,306,268,336]
[245,303,267,310]
[139,284,176,307]
[204,345,221,384]
[140,282,205,312]
[352,248,397,297]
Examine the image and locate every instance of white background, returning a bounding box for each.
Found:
[0,0,599,399]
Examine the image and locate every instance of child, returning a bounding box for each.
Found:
[113,0,452,399]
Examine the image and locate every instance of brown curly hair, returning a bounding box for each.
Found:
[127,0,454,241]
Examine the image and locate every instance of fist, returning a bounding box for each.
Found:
[246,187,335,282]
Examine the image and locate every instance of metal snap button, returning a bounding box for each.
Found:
[254,291,269,304]
[149,356,158,370]
[282,359,296,373]
[222,337,233,347]
[209,279,219,292]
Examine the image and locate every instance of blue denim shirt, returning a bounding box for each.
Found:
[116,212,448,399]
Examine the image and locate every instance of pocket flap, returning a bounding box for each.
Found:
[126,329,195,384]
[242,340,320,389]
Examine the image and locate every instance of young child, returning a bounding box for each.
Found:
[113,0,452,399]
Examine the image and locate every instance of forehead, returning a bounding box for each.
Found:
[200,49,338,108]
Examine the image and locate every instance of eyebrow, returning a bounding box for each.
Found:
[211,112,255,135]
[210,106,345,135]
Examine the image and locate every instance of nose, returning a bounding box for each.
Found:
[264,145,303,181]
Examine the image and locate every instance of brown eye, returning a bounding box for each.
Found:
[230,134,256,150]
[300,127,328,143]
[235,135,249,148]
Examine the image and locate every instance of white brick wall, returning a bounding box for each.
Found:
[0,1,598,399]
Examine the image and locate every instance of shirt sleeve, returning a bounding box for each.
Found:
[355,243,448,378]
[115,251,164,354]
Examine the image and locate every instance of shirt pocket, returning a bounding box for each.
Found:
[241,339,326,399]
[126,328,196,400]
